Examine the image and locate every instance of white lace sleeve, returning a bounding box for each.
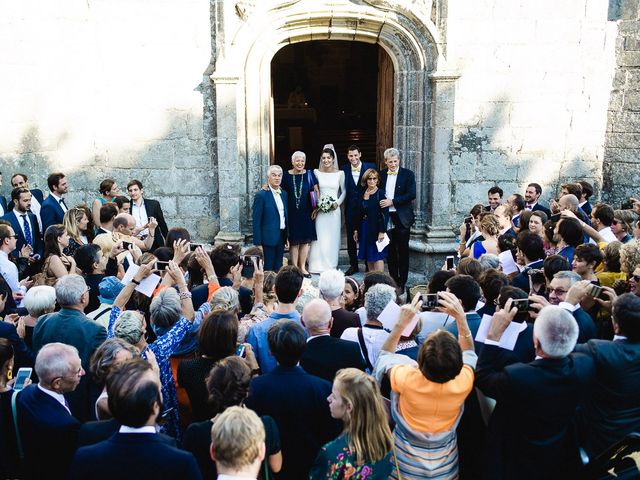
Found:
[336,171,347,206]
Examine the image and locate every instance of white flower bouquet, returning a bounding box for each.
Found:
[317,195,336,213]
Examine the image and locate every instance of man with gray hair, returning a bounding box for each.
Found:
[17,343,84,478]
[33,274,107,421]
[318,269,360,337]
[379,148,416,292]
[340,283,396,370]
[252,164,288,271]
[300,298,366,381]
[476,304,595,479]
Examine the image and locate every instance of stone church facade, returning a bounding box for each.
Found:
[0,0,638,271]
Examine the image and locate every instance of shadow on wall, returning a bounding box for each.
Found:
[0,111,219,242]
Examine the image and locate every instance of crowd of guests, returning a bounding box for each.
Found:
[0,167,638,480]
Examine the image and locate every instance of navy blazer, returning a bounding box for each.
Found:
[356,189,389,243]
[252,189,288,247]
[245,365,341,480]
[69,432,201,480]
[40,193,66,233]
[511,259,544,293]
[531,202,552,217]
[17,384,81,479]
[379,167,416,229]
[572,306,597,343]
[0,320,33,368]
[1,211,43,257]
[341,161,376,224]
[0,195,7,215]
[574,338,640,458]
[33,308,107,422]
[300,335,367,382]
[476,345,595,479]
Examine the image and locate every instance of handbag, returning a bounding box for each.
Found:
[307,170,318,209]
[31,257,57,287]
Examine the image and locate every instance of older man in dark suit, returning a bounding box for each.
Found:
[379,148,416,292]
[17,343,83,479]
[341,145,376,275]
[252,165,288,272]
[476,304,596,479]
[2,188,43,259]
[32,274,107,422]
[40,172,69,233]
[246,320,340,480]
[575,293,640,459]
[69,358,200,480]
[126,179,169,251]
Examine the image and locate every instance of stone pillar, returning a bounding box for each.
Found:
[211,74,245,244]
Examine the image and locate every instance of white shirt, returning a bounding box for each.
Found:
[598,226,617,243]
[50,192,68,213]
[29,194,42,230]
[119,425,157,434]
[131,199,149,236]
[306,333,330,342]
[525,201,537,210]
[13,210,34,244]
[269,187,286,229]
[0,251,25,305]
[613,335,627,341]
[385,172,397,212]
[351,162,361,186]
[341,325,389,367]
[37,384,71,414]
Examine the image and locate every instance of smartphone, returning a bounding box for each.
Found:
[156,261,169,271]
[13,367,32,392]
[511,298,530,313]
[235,344,246,357]
[189,243,204,252]
[121,241,133,250]
[446,255,455,270]
[241,255,260,278]
[421,293,439,311]
[588,284,605,299]
[549,213,561,222]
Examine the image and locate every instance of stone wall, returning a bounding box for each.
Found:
[446,0,617,220]
[0,0,216,240]
[603,0,640,206]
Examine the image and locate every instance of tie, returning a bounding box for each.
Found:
[388,171,398,176]
[59,198,67,209]
[272,189,281,195]
[21,215,32,246]
[525,204,533,209]
[351,166,360,172]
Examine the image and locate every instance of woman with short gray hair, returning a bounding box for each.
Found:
[17,285,56,348]
[340,283,397,370]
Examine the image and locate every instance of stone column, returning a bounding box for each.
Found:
[211,74,245,244]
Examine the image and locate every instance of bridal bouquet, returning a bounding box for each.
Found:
[318,195,336,213]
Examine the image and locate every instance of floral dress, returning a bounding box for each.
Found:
[309,433,392,479]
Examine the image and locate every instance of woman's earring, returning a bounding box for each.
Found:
[7,366,12,381]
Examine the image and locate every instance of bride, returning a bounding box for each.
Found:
[308,144,346,273]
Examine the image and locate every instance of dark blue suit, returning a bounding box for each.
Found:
[0,320,33,368]
[0,195,7,216]
[252,188,288,271]
[380,167,416,288]
[69,433,201,480]
[33,308,107,422]
[245,365,341,480]
[17,384,80,479]
[1,211,43,258]
[511,259,544,293]
[40,193,66,233]
[530,202,552,217]
[476,345,595,479]
[341,161,376,268]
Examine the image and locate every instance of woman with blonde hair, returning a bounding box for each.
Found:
[62,205,92,256]
[310,368,393,479]
[463,213,501,259]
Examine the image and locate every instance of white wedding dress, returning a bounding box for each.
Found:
[308,170,346,273]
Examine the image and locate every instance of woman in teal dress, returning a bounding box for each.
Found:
[92,178,120,227]
[309,368,393,479]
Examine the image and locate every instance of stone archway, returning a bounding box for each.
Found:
[211,0,459,271]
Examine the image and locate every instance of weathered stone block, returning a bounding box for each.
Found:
[619,51,640,67]
[450,152,477,181]
[178,195,213,217]
[624,90,640,111]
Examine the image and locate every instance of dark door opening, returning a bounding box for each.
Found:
[271,40,393,169]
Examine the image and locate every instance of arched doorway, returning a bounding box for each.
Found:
[271,41,394,169]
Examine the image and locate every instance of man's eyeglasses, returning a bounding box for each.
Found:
[548,288,568,295]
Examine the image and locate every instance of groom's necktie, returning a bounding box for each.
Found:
[21,214,33,246]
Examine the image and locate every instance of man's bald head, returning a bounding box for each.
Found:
[559,194,579,212]
[113,213,135,231]
[302,298,332,333]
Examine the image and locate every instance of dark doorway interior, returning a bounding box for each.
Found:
[271,41,384,169]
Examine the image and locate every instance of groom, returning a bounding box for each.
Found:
[253,165,289,271]
[341,145,376,275]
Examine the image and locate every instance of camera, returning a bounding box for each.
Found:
[421,293,439,311]
[588,284,605,300]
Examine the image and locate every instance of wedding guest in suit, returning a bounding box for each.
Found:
[578,180,594,216]
[476,305,596,479]
[69,358,201,480]
[126,179,169,250]
[252,165,288,272]
[245,320,340,479]
[524,182,551,217]
[511,231,545,293]
[17,343,83,479]
[2,187,43,259]
[91,179,120,227]
[342,145,376,275]
[300,298,366,381]
[32,274,107,421]
[507,193,525,229]
[485,186,503,213]
[0,224,32,305]
[95,203,118,236]
[354,169,389,273]
[40,172,69,233]
[10,173,45,231]
[317,269,360,338]
[281,151,316,277]
[113,195,131,214]
[379,148,416,292]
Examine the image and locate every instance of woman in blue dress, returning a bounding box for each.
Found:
[281,151,318,277]
[353,169,389,273]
